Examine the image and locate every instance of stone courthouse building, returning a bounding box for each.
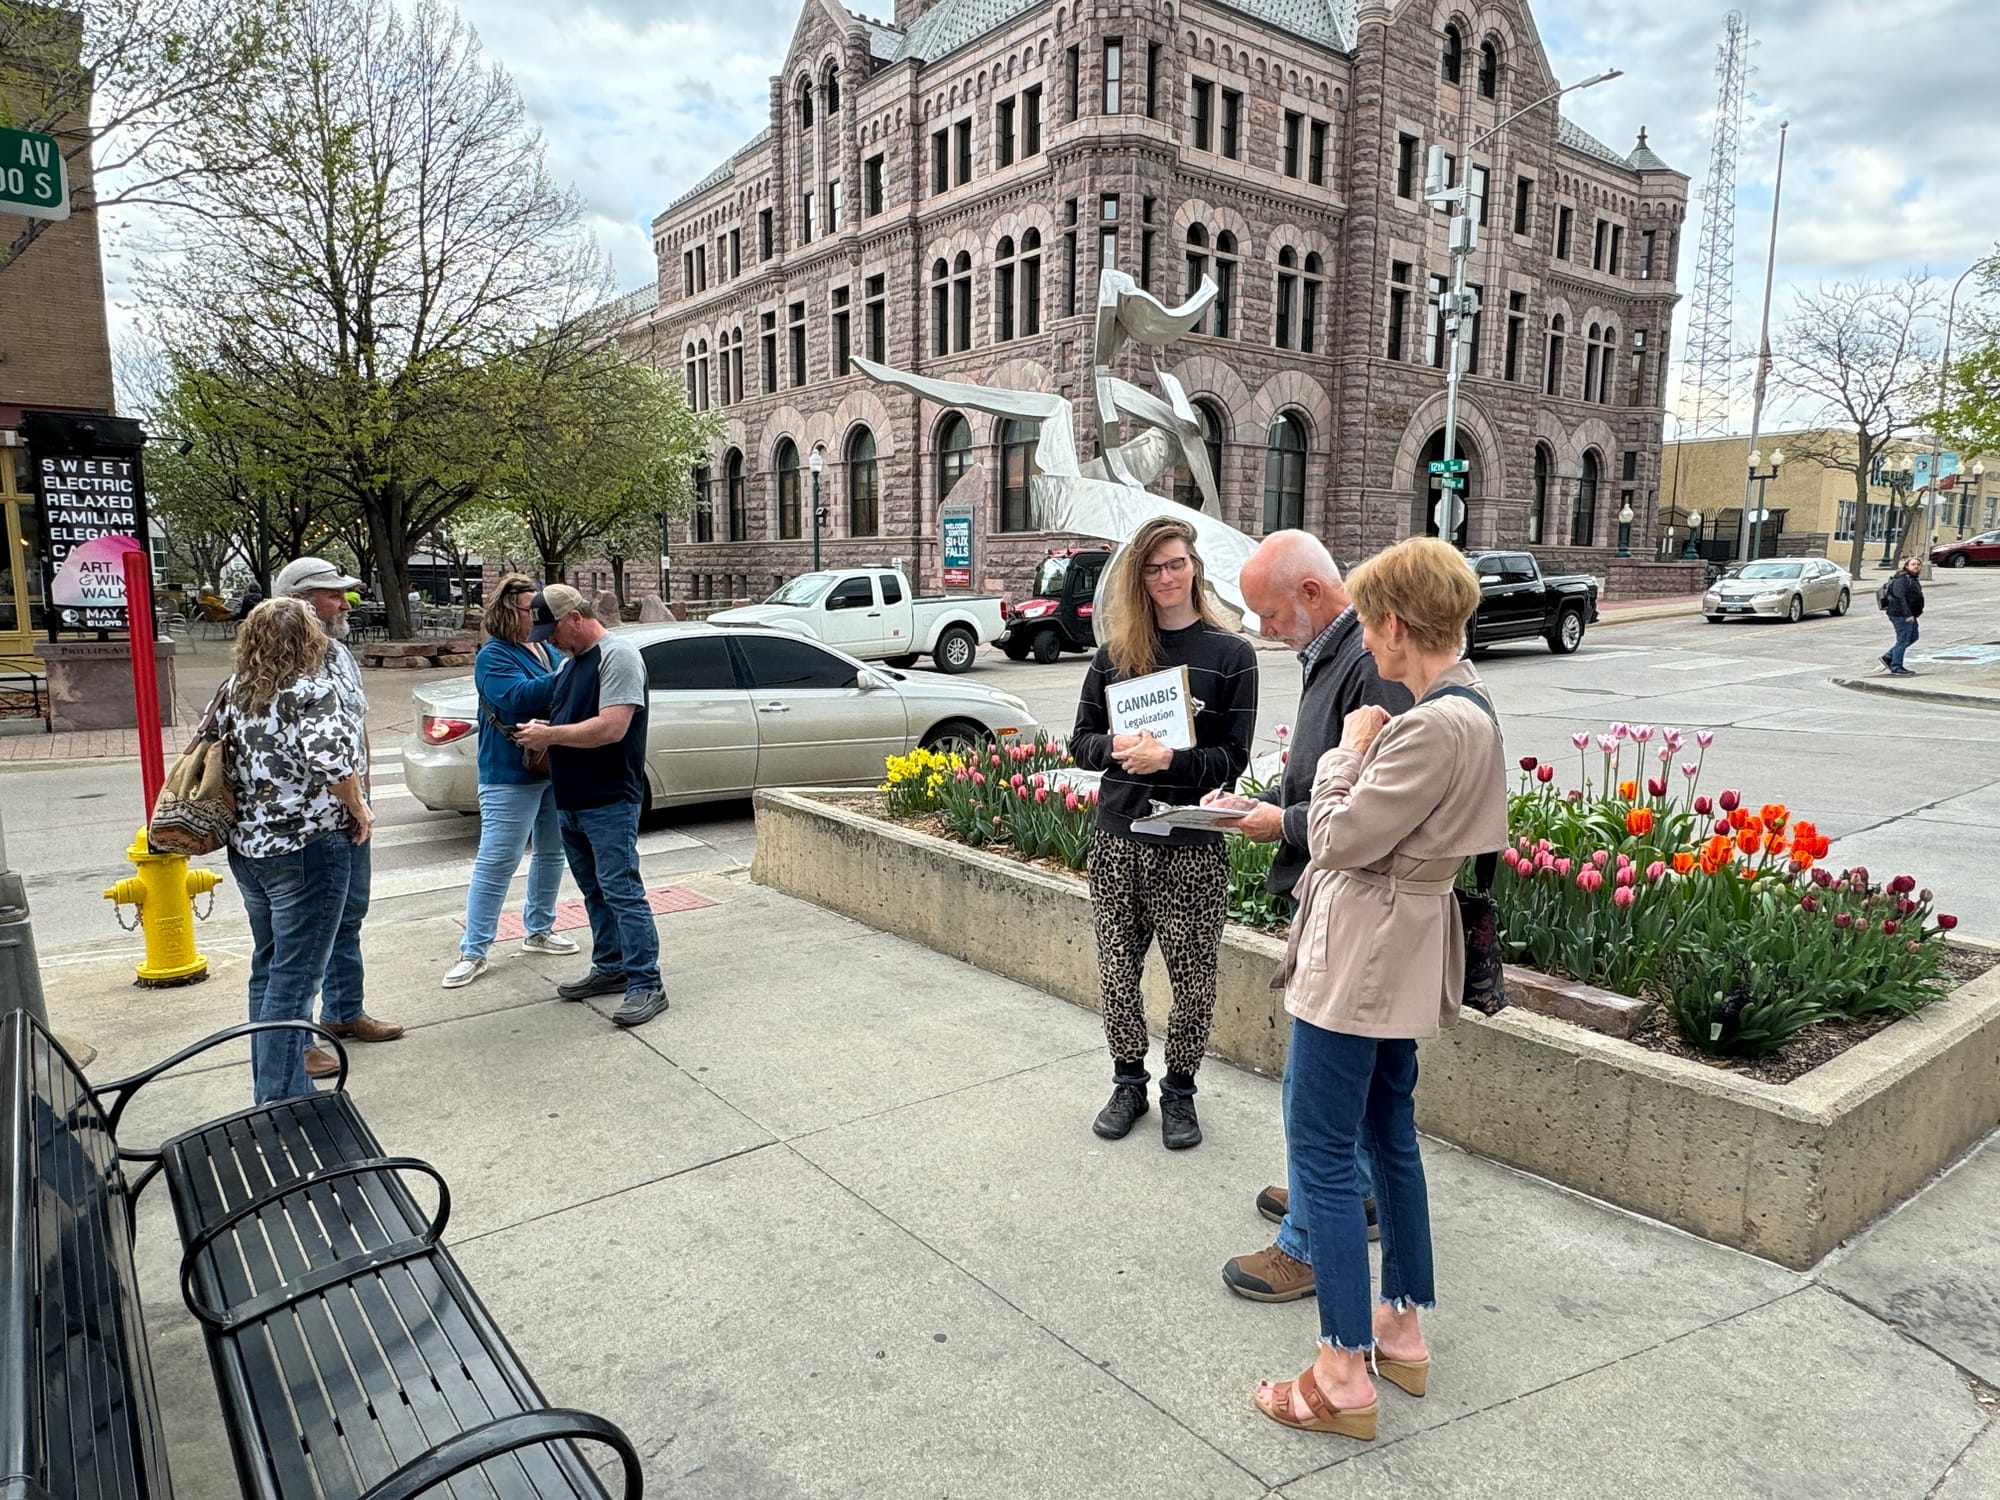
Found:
[621,0,1690,603]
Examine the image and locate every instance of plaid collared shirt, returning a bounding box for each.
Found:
[1298,607,1354,678]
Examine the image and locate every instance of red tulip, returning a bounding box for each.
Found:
[1693,795,1713,816]
[1888,874,1916,895]
[1647,777,1668,798]
[1519,756,1539,772]
[1939,914,1959,931]
[1801,894,1820,913]
[1883,920,1900,936]
[1536,764,1555,783]
[1718,789,1741,811]
[1835,912,1853,929]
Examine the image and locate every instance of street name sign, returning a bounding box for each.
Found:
[1438,474,1467,490]
[1428,458,1468,475]
[0,128,69,220]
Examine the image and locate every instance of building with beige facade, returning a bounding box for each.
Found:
[1661,431,1998,573]
[618,0,1689,605]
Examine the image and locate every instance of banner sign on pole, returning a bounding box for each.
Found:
[941,507,973,588]
[22,413,152,636]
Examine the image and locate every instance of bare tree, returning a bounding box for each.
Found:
[1772,276,1940,577]
[141,0,611,638]
[0,0,272,273]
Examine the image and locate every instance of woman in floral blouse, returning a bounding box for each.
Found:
[216,598,374,1102]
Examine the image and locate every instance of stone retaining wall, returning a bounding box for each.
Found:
[751,789,2000,1269]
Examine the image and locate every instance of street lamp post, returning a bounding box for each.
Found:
[808,444,826,571]
[1745,447,1783,561]
[1427,68,1621,547]
[1961,461,1987,538]
[1617,499,1635,557]
[1683,509,1702,561]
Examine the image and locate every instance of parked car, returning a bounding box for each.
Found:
[709,567,1005,673]
[1465,551,1601,655]
[997,547,1109,663]
[1930,531,2000,568]
[1702,558,1852,623]
[401,622,1040,815]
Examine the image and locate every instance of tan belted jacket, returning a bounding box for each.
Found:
[1277,660,1508,1039]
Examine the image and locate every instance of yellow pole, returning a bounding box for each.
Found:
[104,828,222,986]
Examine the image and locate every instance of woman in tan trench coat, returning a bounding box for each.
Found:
[1253,536,1507,1441]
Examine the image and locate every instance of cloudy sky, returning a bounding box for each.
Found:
[110,0,1998,428]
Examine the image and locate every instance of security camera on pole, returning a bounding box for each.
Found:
[1424,70,1621,549]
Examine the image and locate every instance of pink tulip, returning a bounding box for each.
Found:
[1064,792,1078,812]
[1568,789,1584,802]
[1591,849,1610,868]
[1612,886,1636,909]
[1615,852,1632,867]
[1036,787,1048,803]
[971,771,985,786]
[1615,866,1636,888]
[1554,857,1573,878]
[1663,730,1684,752]
[1696,730,1716,748]
[1571,731,1591,749]
[1597,734,1618,754]
[1835,912,1853,929]
[1657,746,1672,763]
[1610,721,1631,739]
[1682,762,1699,778]
[1633,724,1655,743]
[1276,724,1291,740]
[1578,869,1604,893]
[1537,839,1552,853]
[1646,860,1668,883]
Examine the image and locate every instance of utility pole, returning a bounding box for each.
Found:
[1735,122,1788,563]
[1428,69,1621,547]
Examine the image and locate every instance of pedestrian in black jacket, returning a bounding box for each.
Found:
[1881,557,1925,676]
[1072,515,1258,1151]
[1202,530,1413,1306]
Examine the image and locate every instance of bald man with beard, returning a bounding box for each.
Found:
[1203,529,1412,1305]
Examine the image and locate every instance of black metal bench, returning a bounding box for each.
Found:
[4,1010,643,1499]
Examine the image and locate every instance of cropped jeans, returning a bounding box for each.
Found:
[229,832,352,1103]
[1284,1017,1436,1351]
[461,780,565,957]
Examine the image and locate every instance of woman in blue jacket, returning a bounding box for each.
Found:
[443,576,577,986]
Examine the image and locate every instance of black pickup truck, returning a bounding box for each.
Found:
[997,547,1110,662]
[1465,550,1601,655]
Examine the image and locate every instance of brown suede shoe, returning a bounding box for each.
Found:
[1254,1185,1381,1242]
[324,1014,404,1043]
[1224,1243,1316,1302]
[303,1046,342,1080]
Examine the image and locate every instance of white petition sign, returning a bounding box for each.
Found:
[1106,665,1195,750]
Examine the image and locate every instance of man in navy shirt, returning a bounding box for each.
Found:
[513,586,665,1027]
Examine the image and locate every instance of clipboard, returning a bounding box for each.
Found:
[1106,665,1195,750]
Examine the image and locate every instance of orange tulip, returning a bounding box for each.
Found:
[1764,830,1786,855]
[1672,851,1697,875]
[1736,829,1762,857]
[1727,807,1749,831]
[1626,807,1655,836]
[1760,803,1789,830]
[1618,780,1639,802]
[1790,848,1816,870]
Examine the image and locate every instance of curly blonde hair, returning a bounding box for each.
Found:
[230,598,330,713]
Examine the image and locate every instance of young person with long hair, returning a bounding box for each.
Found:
[1070,515,1258,1149]
[442,575,577,988]
[214,598,373,1103]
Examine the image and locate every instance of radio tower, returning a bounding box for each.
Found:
[1682,11,1749,436]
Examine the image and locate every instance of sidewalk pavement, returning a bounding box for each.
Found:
[1833,642,2000,712]
[43,860,2000,1498]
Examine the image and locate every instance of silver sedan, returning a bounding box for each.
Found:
[402,621,1040,814]
[1703,558,1853,624]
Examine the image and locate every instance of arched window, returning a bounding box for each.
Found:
[684,342,697,403]
[848,427,878,537]
[1572,449,1600,545]
[822,63,840,114]
[1302,252,1323,354]
[1418,429,1472,544]
[931,257,950,357]
[1478,41,1498,99]
[1530,442,1551,545]
[1214,231,1238,339]
[1020,228,1042,336]
[693,463,715,543]
[995,236,1017,341]
[936,413,972,506]
[1599,325,1617,404]
[999,418,1038,532]
[1275,247,1297,350]
[727,450,747,542]
[1173,400,1226,510]
[952,250,973,352]
[1185,225,1209,333]
[696,338,710,412]
[796,75,814,128]
[1584,323,1602,411]
[1262,414,1306,532]
[775,438,801,539]
[1544,314,1566,397]
[1441,25,1463,84]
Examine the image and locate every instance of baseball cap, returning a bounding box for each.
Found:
[526,584,585,643]
[274,556,363,596]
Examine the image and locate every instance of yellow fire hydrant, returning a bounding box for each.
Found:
[104,828,222,986]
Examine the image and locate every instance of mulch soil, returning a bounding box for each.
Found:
[826,792,1999,1087]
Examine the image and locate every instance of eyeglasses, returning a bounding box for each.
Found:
[1141,556,1192,580]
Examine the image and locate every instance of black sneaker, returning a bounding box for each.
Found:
[1161,1094,1202,1150]
[1092,1080,1149,1140]
[1890,667,1918,678]
[612,987,668,1028]
[557,968,625,1001]
[1880,653,1893,668]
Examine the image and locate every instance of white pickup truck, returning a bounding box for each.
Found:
[709,568,1006,673]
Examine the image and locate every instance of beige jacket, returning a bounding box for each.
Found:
[1278,661,1508,1039]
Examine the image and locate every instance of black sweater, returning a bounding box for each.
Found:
[1070,619,1258,846]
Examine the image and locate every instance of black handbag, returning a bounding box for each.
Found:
[1420,684,1508,1016]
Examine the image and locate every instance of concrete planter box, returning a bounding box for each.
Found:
[752,790,2000,1270]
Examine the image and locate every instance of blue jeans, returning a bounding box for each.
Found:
[1274,1049,1376,1267]
[1284,1018,1436,1351]
[462,781,565,957]
[229,833,351,1103]
[1888,616,1920,669]
[557,801,658,994]
[317,837,370,1026]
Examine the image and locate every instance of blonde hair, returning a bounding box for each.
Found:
[1346,537,1482,655]
[230,598,329,713]
[483,574,536,642]
[1103,514,1224,677]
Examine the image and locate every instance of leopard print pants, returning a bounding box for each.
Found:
[1088,831,1230,1078]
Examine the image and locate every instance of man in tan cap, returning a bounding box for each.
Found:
[512,586,665,1027]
